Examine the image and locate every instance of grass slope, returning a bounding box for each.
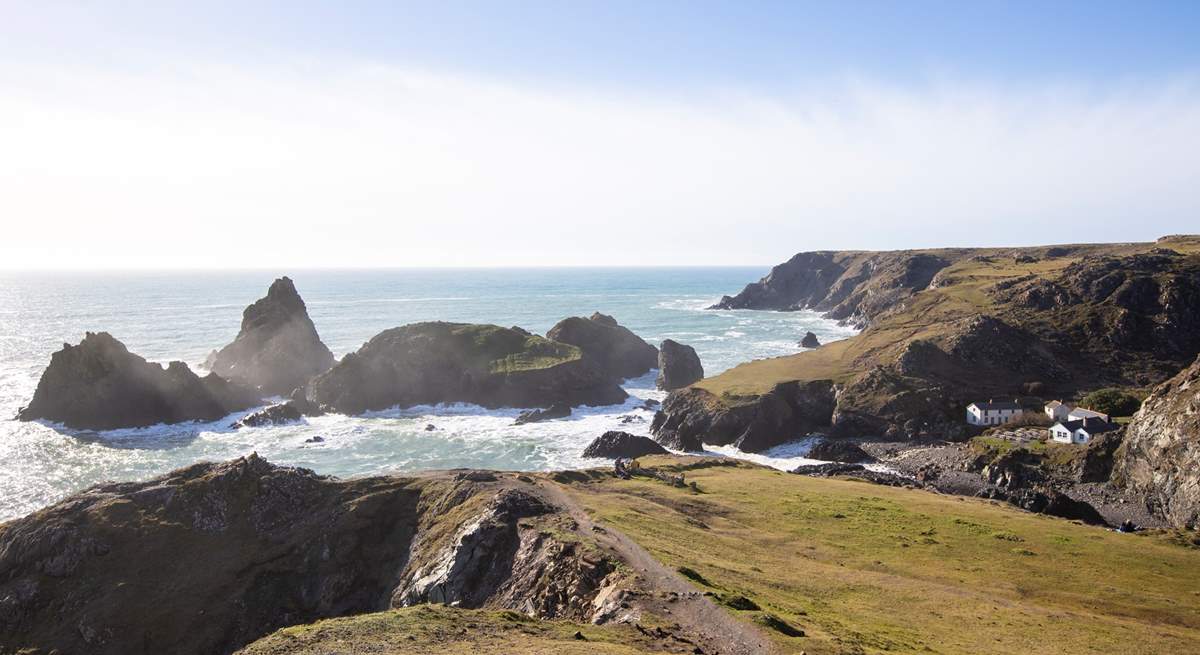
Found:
[237,605,676,654]
[565,457,1200,655]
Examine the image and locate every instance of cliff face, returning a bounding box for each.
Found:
[1115,355,1200,528]
[0,456,618,655]
[208,277,335,396]
[304,322,627,414]
[660,237,1200,447]
[545,313,658,380]
[17,332,259,430]
[711,250,955,328]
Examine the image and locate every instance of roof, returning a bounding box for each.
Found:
[1053,416,1118,434]
[1045,400,1064,409]
[969,400,1021,410]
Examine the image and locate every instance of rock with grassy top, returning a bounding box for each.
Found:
[303,322,626,414]
[17,332,259,430]
[207,277,335,396]
[546,313,658,381]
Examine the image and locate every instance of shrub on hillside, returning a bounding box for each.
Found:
[1080,388,1141,417]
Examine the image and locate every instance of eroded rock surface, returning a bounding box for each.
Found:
[656,339,703,391]
[17,332,258,430]
[546,313,658,381]
[207,277,335,396]
[582,431,669,459]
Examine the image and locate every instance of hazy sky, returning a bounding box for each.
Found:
[3,1,1199,268]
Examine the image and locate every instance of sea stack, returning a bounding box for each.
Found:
[207,277,335,396]
[800,332,821,348]
[18,332,259,430]
[656,339,703,390]
[546,313,658,381]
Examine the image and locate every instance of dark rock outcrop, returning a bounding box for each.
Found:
[0,456,620,655]
[1114,354,1200,528]
[304,322,626,415]
[17,332,259,430]
[207,277,335,396]
[233,401,305,428]
[546,313,658,381]
[582,431,669,458]
[806,438,870,462]
[799,332,821,348]
[711,251,952,328]
[651,381,836,453]
[656,339,703,390]
[978,486,1107,526]
[514,403,571,425]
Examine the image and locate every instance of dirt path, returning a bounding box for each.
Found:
[536,479,777,655]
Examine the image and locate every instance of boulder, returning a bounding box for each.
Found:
[303,322,626,415]
[514,403,571,425]
[207,277,335,396]
[656,339,703,390]
[799,332,821,348]
[546,313,658,381]
[17,332,259,430]
[806,438,870,462]
[582,431,669,458]
[792,462,865,476]
[232,401,305,428]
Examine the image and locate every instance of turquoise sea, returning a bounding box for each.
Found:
[0,268,856,521]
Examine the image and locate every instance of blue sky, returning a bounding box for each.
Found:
[2,2,1199,267]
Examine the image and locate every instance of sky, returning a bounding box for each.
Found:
[2,1,1199,268]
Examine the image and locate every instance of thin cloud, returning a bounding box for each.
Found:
[1,62,1197,268]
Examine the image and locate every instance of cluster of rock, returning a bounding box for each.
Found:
[17,279,691,432]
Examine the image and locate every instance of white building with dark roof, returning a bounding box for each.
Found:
[966,400,1024,426]
[1049,415,1118,444]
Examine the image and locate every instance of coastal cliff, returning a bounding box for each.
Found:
[655,236,1200,451]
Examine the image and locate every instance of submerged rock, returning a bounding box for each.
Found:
[656,339,703,391]
[207,277,335,396]
[17,332,259,430]
[582,431,669,459]
[304,322,626,414]
[514,403,571,425]
[546,313,658,381]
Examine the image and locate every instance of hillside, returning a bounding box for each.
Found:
[226,457,1200,655]
[652,236,1200,453]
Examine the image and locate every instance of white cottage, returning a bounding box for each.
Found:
[966,400,1024,426]
[1049,416,1118,444]
[1044,400,1070,421]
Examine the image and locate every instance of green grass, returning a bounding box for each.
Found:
[564,456,1200,655]
[236,605,672,655]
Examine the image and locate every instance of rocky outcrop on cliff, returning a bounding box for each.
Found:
[546,313,658,380]
[1115,354,1200,528]
[711,250,953,328]
[582,431,669,458]
[0,456,624,655]
[303,322,626,415]
[16,332,259,430]
[651,381,836,453]
[656,339,703,390]
[207,277,335,396]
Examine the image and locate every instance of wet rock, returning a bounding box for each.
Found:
[304,435,325,443]
[582,431,669,459]
[424,424,437,431]
[17,332,259,430]
[806,438,870,462]
[799,332,821,348]
[207,277,335,396]
[233,401,304,428]
[546,313,658,381]
[514,403,572,425]
[656,339,704,391]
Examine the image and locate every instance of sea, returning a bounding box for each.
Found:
[0,268,858,522]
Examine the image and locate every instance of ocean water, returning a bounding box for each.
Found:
[0,269,857,522]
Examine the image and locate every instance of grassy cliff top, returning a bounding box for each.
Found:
[566,456,1200,655]
[369,322,584,374]
[698,237,1199,398]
